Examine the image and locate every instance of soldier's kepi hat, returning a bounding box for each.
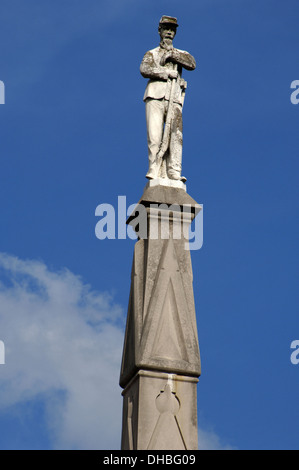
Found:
[159,15,179,28]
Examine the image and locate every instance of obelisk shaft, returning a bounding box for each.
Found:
[120,184,201,450]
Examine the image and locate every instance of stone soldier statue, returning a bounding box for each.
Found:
[140,16,196,181]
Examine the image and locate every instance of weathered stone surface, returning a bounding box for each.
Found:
[120,185,201,388]
[121,370,199,450]
[126,184,201,227]
[120,185,201,449]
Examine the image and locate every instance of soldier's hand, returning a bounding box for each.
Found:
[171,49,181,63]
[160,50,172,66]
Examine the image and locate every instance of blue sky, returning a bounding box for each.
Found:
[0,0,298,450]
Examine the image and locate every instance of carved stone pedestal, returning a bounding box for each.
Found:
[120,183,201,450]
[121,370,199,450]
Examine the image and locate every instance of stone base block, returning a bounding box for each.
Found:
[121,370,199,450]
[145,178,186,191]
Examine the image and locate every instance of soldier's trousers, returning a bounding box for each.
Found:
[145,98,183,180]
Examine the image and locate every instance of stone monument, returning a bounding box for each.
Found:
[119,16,201,450]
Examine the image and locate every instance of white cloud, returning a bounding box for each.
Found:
[198,427,236,450]
[0,252,125,449]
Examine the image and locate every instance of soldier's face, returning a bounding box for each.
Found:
[159,25,176,41]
